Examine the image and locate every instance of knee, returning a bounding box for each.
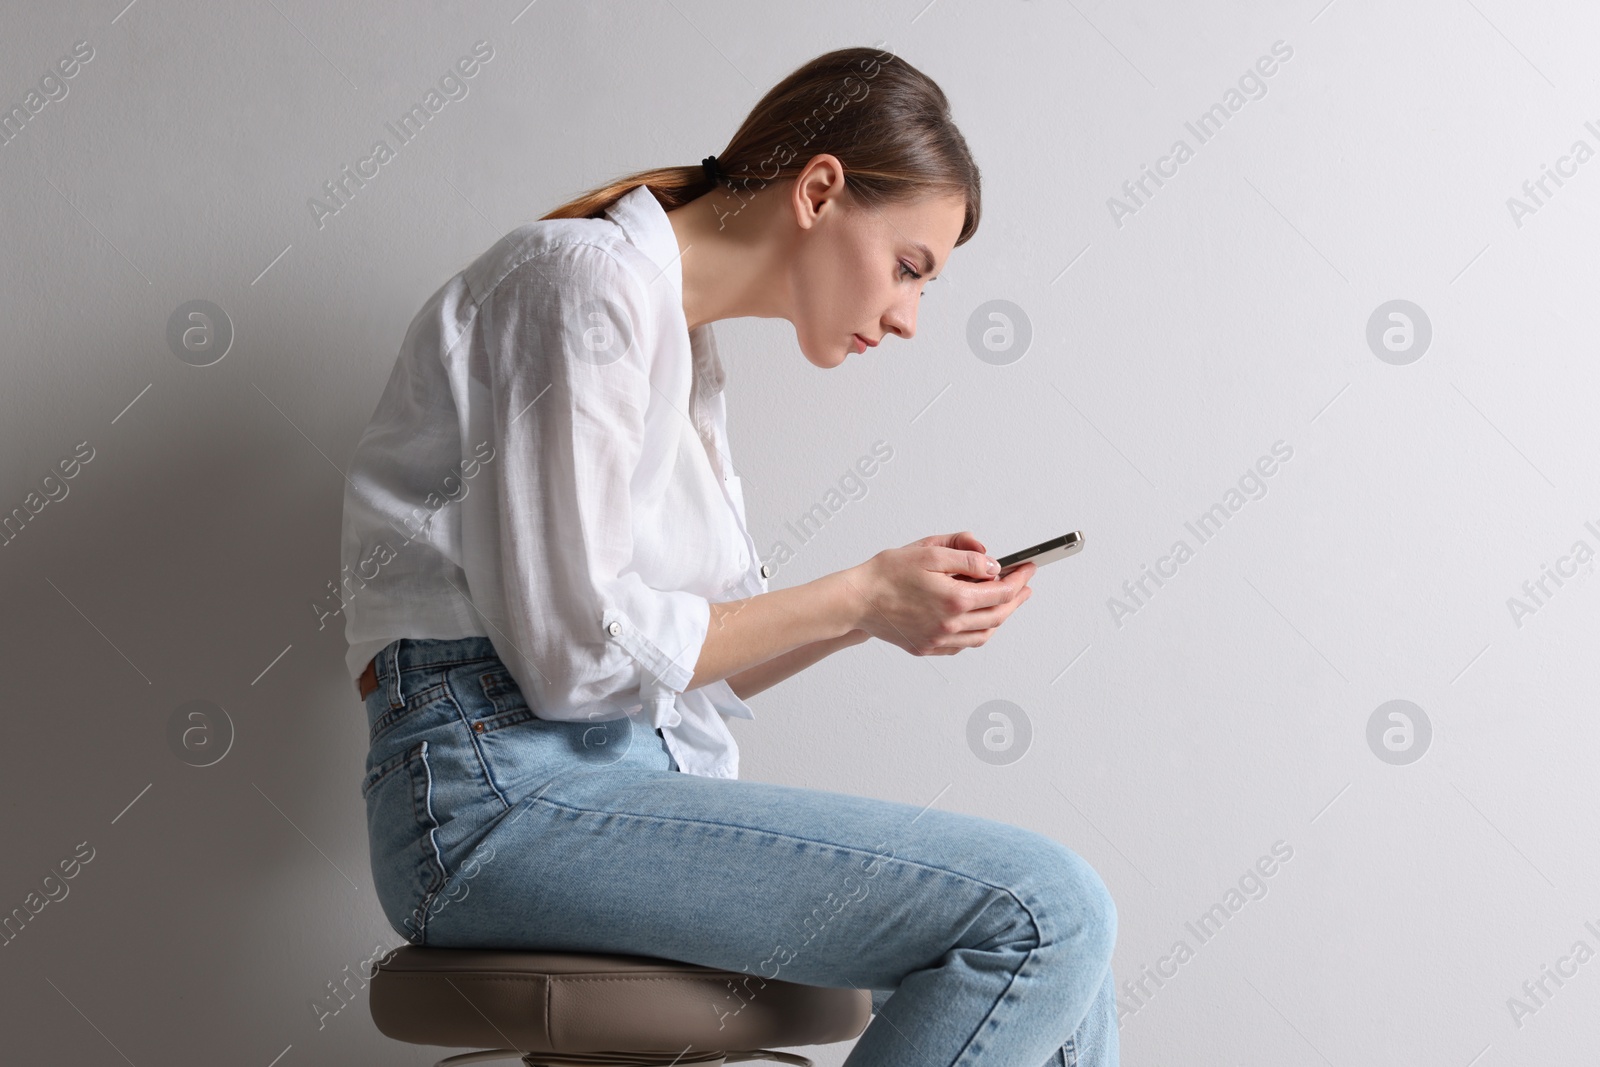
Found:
[1027,838,1117,966]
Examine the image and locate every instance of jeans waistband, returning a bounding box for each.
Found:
[377,635,501,686]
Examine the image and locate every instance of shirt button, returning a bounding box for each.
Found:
[606,621,622,636]
[759,563,772,579]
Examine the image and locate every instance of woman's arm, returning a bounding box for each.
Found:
[686,572,861,693]
[721,628,872,701]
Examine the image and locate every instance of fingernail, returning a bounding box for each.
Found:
[987,559,1000,573]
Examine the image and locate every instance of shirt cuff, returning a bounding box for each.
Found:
[600,589,710,727]
[628,636,755,731]
[640,676,682,729]
[703,676,755,720]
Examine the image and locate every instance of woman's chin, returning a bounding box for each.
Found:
[803,344,848,369]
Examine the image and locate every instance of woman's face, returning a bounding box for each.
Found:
[788,187,966,369]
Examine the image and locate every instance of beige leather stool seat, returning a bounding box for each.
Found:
[370,946,873,1067]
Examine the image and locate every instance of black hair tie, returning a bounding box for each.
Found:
[702,155,722,185]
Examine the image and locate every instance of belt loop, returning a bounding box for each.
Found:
[384,639,404,710]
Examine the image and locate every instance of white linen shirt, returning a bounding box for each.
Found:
[339,183,770,779]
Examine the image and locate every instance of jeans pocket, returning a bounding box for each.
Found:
[362,739,447,944]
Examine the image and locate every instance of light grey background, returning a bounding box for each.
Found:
[3,1,1596,1064]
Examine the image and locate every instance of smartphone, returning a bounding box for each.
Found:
[996,530,1083,577]
[953,531,1084,581]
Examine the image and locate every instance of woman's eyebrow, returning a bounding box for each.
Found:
[912,241,939,280]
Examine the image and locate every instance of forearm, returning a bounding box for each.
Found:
[685,571,861,692]
[723,629,871,701]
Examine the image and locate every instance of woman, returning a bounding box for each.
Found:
[343,45,1118,1067]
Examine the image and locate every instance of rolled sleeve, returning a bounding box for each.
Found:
[602,593,709,729]
[473,242,711,722]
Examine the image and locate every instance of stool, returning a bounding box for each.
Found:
[369,945,873,1066]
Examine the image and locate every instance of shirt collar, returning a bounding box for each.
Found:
[604,185,683,303]
[604,184,724,398]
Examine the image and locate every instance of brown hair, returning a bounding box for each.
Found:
[538,44,981,247]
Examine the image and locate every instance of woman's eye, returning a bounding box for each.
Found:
[899,261,922,281]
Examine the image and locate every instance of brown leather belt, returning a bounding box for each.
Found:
[357,657,380,700]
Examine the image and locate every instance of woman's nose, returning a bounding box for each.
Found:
[883,300,917,341]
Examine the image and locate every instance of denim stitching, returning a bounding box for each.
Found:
[396,654,499,674]
[377,638,501,707]
[473,667,538,732]
[472,706,539,733]
[477,666,527,716]
[369,680,451,746]
[515,791,1044,903]
[383,641,403,710]
[443,670,513,812]
[409,739,450,945]
[961,943,1045,1064]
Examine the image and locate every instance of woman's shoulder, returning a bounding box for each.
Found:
[458,213,654,310]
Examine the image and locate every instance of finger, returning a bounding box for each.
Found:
[935,626,997,651]
[985,564,1035,591]
[997,560,1037,582]
[955,586,1032,630]
[960,569,1031,607]
[932,545,1001,581]
[921,531,986,554]
[952,607,1015,635]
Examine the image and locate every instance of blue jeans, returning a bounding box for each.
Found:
[361,636,1119,1066]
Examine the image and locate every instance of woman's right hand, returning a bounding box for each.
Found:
[839,531,1035,656]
